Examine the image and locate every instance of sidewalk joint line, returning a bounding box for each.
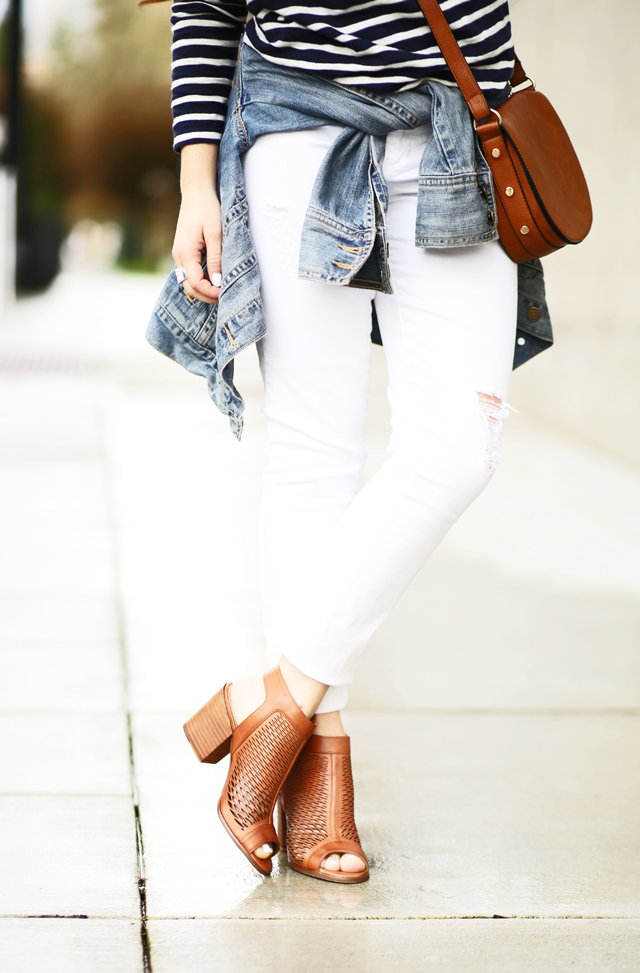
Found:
[347,707,640,716]
[141,914,640,921]
[100,398,153,973]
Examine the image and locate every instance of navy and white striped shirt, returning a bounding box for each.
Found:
[171,0,515,149]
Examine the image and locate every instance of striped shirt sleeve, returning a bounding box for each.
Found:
[171,0,246,150]
[170,0,515,150]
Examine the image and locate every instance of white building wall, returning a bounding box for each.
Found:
[509,0,640,468]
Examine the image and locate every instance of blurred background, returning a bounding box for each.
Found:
[0,0,177,292]
[0,2,639,969]
[0,0,638,467]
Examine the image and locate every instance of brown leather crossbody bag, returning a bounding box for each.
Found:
[415,0,592,262]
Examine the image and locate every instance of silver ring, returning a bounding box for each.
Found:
[175,266,187,284]
[211,272,222,288]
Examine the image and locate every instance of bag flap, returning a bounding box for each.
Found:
[500,89,592,243]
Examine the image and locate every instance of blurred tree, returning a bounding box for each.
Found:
[1,6,67,291]
[54,0,172,99]
[49,0,179,271]
[15,85,67,290]
[0,14,8,153]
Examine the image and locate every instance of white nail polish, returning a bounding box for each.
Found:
[211,273,222,287]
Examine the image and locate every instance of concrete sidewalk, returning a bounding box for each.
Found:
[1,270,638,972]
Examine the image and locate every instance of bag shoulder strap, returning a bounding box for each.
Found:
[414,0,526,122]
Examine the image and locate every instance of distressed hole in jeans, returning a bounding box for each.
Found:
[477,391,510,477]
[262,203,299,278]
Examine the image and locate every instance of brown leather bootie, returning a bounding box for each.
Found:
[278,734,369,883]
[183,666,315,875]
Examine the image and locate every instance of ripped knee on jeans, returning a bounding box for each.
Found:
[476,391,511,476]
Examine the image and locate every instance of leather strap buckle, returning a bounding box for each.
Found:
[473,108,502,131]
[510,75,536,92]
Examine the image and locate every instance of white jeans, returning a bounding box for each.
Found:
[243,124,518,713]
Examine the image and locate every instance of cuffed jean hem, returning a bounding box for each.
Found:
[265,640,350,714]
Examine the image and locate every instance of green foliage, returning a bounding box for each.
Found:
[21,86,66,218]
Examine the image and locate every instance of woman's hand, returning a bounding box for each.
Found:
[172,143,221,304]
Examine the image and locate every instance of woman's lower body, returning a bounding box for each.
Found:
[245,124,517,711]
[183,122,517,882]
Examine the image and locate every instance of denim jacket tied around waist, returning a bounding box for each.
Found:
[147,42,553,440]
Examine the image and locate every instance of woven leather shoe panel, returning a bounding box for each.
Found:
[339,756,360,844]
[285,752,331,862]
[227,712,303,832]
[283,740,363,864]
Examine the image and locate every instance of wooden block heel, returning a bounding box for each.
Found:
[183,686,233,763]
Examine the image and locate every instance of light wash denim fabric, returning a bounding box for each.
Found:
[147,42,552,440]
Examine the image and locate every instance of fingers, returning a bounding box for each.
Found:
[176,241,220,304]
[172,189,222,305]
[181,254,219,304]
[202,216,222,297]
[206,234,222,290]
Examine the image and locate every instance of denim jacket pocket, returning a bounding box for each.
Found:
[156,270,218,349]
